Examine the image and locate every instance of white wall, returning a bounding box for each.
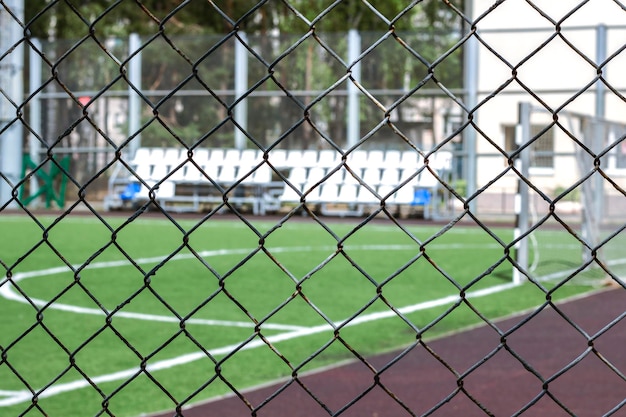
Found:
[471,0,626,197]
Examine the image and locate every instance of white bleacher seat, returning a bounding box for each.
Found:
[208,148,225,165]
[431,150,453,172]
[169,163,187,182]
[163,148,182,163]
[415,170,439,188]
[238,151,262,176]
[182,163,204,183]
[357,185,379,204]
[240,148,261,166]
[318,150,340,168]
[148,148,166,163]
[384,150,401,167]
[238,162,270,185]
[280,183,303,202]
[190,148,209,164]
[150,162,170,182]
[134,161,153,182]
[345,150,368,169]
[303,184,322,203]
[399,150,421,168]
[196,160,219,181]
[204,150,225,183]
[399,166,419,184]
[267,149,288,168]
[237,164,255,183]
[286,149,302,164]
[130,148,158,181]
[343,170,362,186]
[158,181,176,199]
[376,185,395,204]
[174,149,204,182]
[391,185,416,205]
[330,171,361,206]
[137,179,176,200]
[218,164,239,184]
[250,164,272,184]
[318,183,339,202]
[131,148,151,165]
[300,150,319,167]
[287,166,307,188]
[337,183,358,202]
[380,167,400,186]
[307,167,326,185]
[323,168,345,185]
[153,148,183,181]
[362,168,381,186]
[368,150,385,167]
[223,149,241,166]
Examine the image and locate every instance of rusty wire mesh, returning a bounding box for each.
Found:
[1,1,626,416]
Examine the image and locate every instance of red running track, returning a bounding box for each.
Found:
[151,288,626,417]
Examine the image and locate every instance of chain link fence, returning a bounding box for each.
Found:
[1,1,626,416]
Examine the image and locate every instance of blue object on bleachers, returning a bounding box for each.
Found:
[120,182,141,201]
[412,188,432,206]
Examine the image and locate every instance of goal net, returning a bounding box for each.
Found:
[514,102,626,287]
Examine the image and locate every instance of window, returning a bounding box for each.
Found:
[504,124,555,169]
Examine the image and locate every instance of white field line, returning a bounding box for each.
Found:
[0,243,499,329]
[0,280,519,407]
[536,258,626,284]
[0,248,306,332]
[0,391,23,396]
[0,242,603,408]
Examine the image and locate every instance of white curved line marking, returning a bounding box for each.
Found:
[0,242,527,408]
[0,248,309,332]
[0,243,496,326]
[0,281,518,407]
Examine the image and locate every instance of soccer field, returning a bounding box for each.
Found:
[0,214,619,416]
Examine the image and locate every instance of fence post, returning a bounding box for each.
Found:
[580,119,603,264]
[28,38,42,206]
[234,32,248,149]
[513,102,531,284]
[127,33,142,158]
[0,0,24,208]
[347,29,361,149]
[595,24,607,119]
[462,2,478,212]
[587,24,607,261]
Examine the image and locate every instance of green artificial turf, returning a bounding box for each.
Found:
[0,213,617,416]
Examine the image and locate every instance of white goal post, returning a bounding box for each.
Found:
[514,102,626,284]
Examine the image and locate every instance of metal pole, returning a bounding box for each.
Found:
[347,29,361,149]
[592,24,607,257]
[513,102,531,284]
[234,32,248,149]
[28,38,42,206]
[127,33,142,158]
[595,24,607,119]
[463,1,478,211]
[0,0,24,208]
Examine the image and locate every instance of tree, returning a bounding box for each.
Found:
[24,1,465,150]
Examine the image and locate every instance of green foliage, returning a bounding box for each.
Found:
[553,185,580,202]
[25,1,464,39]
[25,2,465,151]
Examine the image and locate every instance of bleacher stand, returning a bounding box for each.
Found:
[104,148,452,218]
